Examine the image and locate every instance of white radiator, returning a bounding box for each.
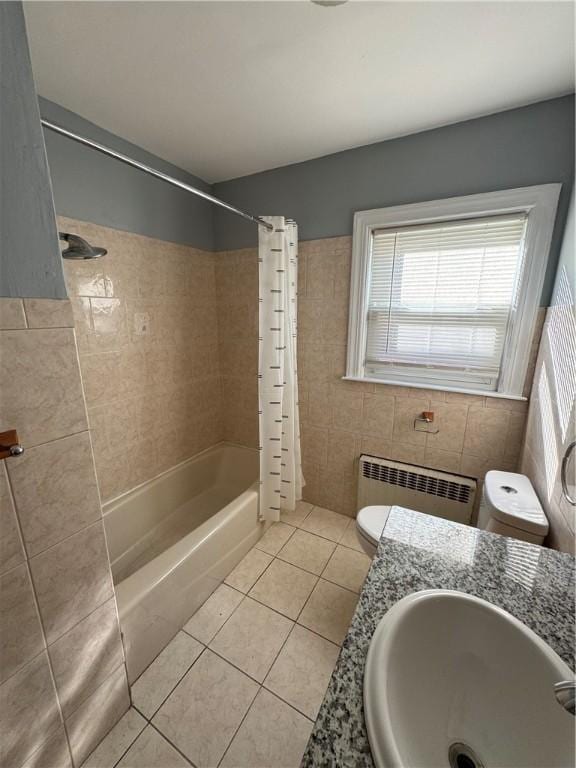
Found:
[358,454,477,525]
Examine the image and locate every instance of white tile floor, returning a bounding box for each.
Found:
[83,503,371,768]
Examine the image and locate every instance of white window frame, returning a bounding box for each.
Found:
[345,184,561,399]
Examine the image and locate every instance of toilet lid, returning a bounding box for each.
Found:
[356,505,392,545]
[484,471,549,536]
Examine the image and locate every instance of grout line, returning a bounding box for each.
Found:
[2,469,77,767]
[108,732,145,768]
[246,563,320,621]
[133,644,209,723]
[223,543,277,595]
[208,595,292,650]
[6,426,92,457]
[212,671,261,768]
[214,673,314,768]
[45,593,120,651]
[25,513,108,564]
[26,324,75,330]
[0,480,27,581]
[203,645,273,690]
[20,298,30,329]
[274,549,333,579]
[147,721,197,767]
[132,645,207,724]
[261,678,325,724]
[294,507,351,543]
[318,570,364,597]
[215,696,254,768]
[94,708,146,768]
[258,621,336,721]
[130,628,207,687]
[182,591,248,648]
[254,519,297,557]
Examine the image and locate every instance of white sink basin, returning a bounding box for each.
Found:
[364,590,575,768]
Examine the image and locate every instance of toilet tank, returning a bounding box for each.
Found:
[478,471,549,544]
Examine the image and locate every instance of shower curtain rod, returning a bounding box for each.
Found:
[40,119,274,231]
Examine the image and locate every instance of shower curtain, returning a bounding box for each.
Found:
[258,216,304,521]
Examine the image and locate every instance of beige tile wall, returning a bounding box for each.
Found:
[59,217,223,503]
[217,236,545,518]
[215,248,259,448]
[0,298,129,768]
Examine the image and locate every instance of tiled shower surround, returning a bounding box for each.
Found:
[218,236,545,517]
[60,216,223,502]
[215,248,259,449]
[62,217,261,504]
[0,297,128,768]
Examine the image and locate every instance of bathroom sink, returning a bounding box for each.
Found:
[364,590,575,768]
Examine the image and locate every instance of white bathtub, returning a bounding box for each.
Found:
[103,442,261,682]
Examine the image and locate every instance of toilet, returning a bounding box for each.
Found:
[356,470,549,554]
[477,470,549,545]
[356,505,393,555]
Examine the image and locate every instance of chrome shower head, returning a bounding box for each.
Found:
[59,232,107,259]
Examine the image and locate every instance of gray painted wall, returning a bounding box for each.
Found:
[214,95,575,304]
[39,98,216,251]
[555,182,575,290]
[0,2,66,299]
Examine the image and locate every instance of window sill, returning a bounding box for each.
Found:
[341,376,528,401]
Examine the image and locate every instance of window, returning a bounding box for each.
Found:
[346,185,561,397]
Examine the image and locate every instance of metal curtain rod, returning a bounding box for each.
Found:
[40,119,274,231]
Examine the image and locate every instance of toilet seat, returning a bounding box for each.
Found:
[356,505,392,548]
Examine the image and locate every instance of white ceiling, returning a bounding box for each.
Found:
[24,1,575,183]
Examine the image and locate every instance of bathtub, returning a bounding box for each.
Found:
[103,442,261,682]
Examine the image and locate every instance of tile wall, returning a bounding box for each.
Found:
[217,236,545,517]
[59,217,223,503]
[215,248,259,448]
[0,297,129,768]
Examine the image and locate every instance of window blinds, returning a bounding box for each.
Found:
[365,213,528,389]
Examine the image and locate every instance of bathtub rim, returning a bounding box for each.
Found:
[115,484,260,617]
[103,441,261,617]
[101,439,259,514]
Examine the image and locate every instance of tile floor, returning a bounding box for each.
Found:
[82,503,371,768]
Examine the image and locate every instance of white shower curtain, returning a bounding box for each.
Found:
[258,216,304,521]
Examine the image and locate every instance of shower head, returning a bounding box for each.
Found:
[59,232,107,259]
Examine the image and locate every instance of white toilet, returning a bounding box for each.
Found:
[356,505,392,555]
[356,470,549,554]
[477,470,549,545]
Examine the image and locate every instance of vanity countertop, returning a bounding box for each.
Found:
[302,507,575,768]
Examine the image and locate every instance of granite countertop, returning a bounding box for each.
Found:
[302,507,575,768]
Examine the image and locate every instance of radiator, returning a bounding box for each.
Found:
[358,454,477,525]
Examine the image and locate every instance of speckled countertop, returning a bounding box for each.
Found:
[302,507,575,768]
